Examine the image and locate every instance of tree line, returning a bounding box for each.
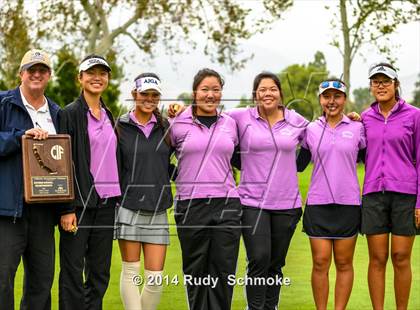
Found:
[0,0,419,117]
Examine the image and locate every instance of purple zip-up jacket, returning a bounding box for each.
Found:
[361,98,420,208]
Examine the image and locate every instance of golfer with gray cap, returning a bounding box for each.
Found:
[0,49,60,309]
[361,62,420,310]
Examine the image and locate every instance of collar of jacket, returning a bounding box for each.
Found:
[250,105,287,120]
[174,105,225,124]
[118,112,168,135]
[370,97,406,116]
[8,86,60,127]
[318,114,351,125]
[118,112,131,124]
[77,92,115,124]
[78,91,108,112]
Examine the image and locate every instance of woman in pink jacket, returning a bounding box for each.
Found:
[361,62,420,310]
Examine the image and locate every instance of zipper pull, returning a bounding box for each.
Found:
[13,210,18,224]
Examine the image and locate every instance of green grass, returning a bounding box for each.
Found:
[15,164,420,309]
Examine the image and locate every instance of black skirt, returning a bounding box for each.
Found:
[303,204,361,239]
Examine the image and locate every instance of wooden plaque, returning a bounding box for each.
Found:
[22,134,74,203]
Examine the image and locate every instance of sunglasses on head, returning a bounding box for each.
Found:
[320,81,345,90]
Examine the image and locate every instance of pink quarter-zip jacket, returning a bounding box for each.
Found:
[170,106,239,200]
[361,98,420,208]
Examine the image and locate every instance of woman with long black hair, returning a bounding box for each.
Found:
[115,73,173,310]
[361,62,420,310]
[58,54,121,310]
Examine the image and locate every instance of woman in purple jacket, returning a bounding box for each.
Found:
[361,63,420,310]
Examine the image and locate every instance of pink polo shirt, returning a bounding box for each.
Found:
[227,107,308,210]
[87,108,121,198]
[129,111,156,138]
[170,106,239,200]
[302,115,366,206]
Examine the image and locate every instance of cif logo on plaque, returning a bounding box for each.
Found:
[51,145,64,160]
[22,134,74,203]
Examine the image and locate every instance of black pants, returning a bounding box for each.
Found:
[175,198,242,310]
[242,206,302,310]
[59,204,115,310]
[0,205,55,310]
